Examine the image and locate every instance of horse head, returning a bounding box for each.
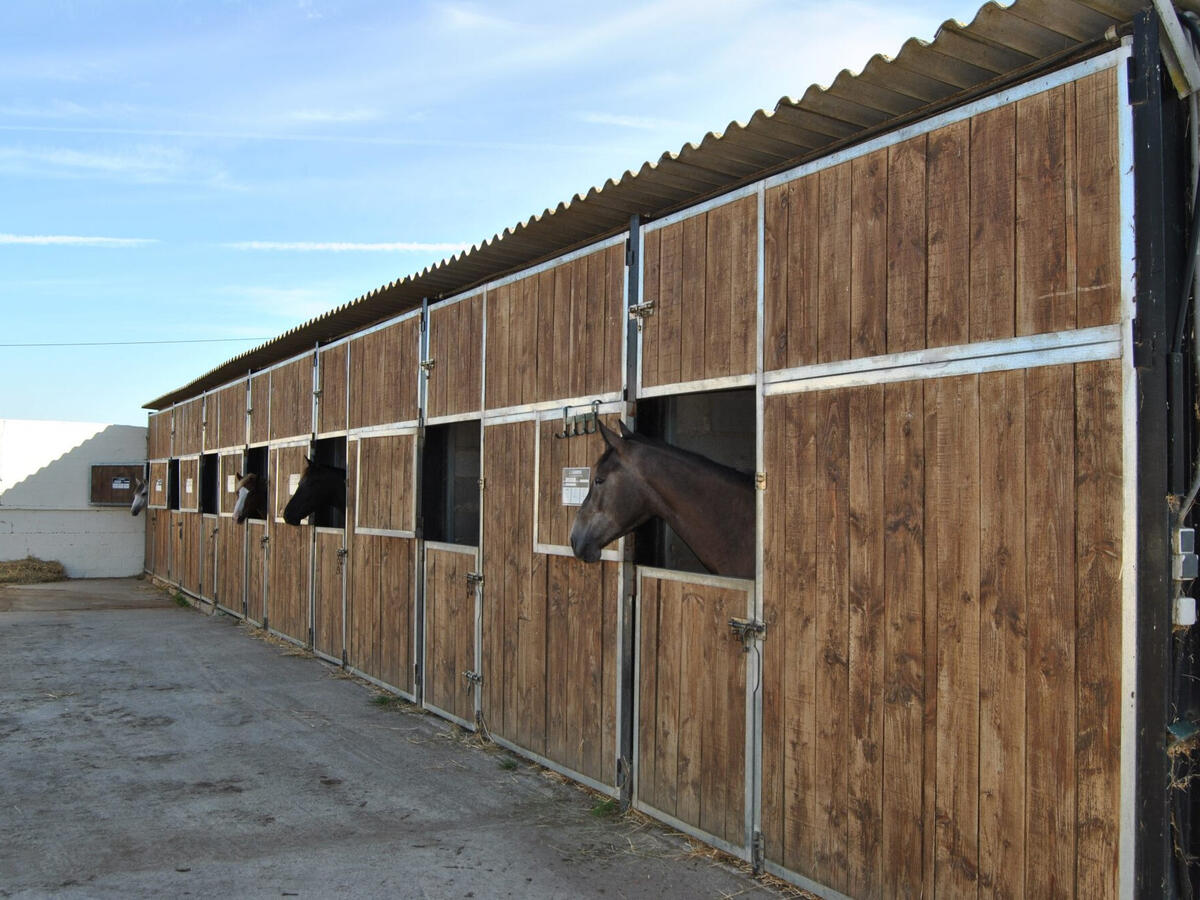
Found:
[233,472,267,524]
[282,457,345,526]
[130,477,148,517]
[569,421,655,564]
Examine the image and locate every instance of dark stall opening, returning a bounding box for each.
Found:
[199,453,219,515]
[243,446,269,521]
[167,458,181,511]
[311,436,347,529]
[423,420,480,546]
[634,388,754,575]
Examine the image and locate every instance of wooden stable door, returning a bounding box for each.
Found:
[313,530,345,662]
[423,546,478,725]
[215,517,245,616]
[636,569,753,853]
[246,521,267,625]
[759,362,1124,898]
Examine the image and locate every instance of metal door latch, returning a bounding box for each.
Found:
[628,301,655,332]
[419,359,436,377]
[729,617,766,652]
[260,535,270,547]
[463,670,484,687]
[465,572,484,586]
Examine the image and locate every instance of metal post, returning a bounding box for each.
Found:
[414,299,429,706]
[617,215,641,809]
[1131,9,1188,895]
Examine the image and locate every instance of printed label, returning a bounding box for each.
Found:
[227,474,236,493]
[112,477,131,491]
[185,477,194,494]
[562,467,590,507]
[289,473,301,494]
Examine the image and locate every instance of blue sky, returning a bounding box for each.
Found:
[1,0,982,427]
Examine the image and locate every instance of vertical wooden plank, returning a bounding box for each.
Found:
[536,269,558,403]
[1016,86,1074,335]
[520,274,539,405]
[971,105,1017,342]
[783,392,818,876]
[763,185,790,372]
[676,581,704,828]
[814,390,849,891]
[579,560,605,781]
[846,385,884,897]
[601,562,617,786]
[680,214,707,384]
[929,375,981,897]
[1075,70,1120,329]
[705,203,733,379]
[788,176,821,368]
[640,228,661,389]
[658,222,684,387]
[724,587,747,847]
[927,120,971,348]
[546,554,570,763]
[481,425,505,731]
[730,194,757,376]
[851,150,888,359]
[550,264,572,401]
[569,258,589,399]
[881,380,925,897]
[1074,359,1122,898]
[1024,364,1076,897]
[819,163,853,364]
[638,577,659,806]
[920,387,939,898]
[699,586,729,842]
[978,369,1028,899]
[887,136,928,354]
[653,578,682,818]
[583,250,607,396]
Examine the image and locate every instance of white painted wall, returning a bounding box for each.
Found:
[0,419,147,578]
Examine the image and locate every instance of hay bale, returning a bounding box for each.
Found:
[0,556,68,585]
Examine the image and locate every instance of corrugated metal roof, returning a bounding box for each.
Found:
[144,0,1196,411]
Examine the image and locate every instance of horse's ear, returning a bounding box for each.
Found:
[618,420,635,439]
[598,421,622,449]
[235,472,243,480]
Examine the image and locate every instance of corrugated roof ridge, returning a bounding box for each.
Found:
[144,0,1142,410]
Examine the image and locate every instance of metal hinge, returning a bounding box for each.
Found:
[312,388,323,398]
[463,670,484,686]
[478,477,486,491]
[729,617,766,652]
[755,471,767,491]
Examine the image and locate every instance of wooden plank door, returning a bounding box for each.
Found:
[246,521,267,625]
[635,569,753,855]
[313,530,345,662]
[423,545,478,726]
[215,516,245,616]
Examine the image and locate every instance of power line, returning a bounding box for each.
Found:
[0,337,270,348]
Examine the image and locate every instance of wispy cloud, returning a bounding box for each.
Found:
[0,233,157,247]
[225,240,469,252]
[0,144,234,187]
[285,107,382,125]
[577,111,687,131]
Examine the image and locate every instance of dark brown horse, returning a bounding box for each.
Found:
[569,421,754,578]
[232,472,268,523]
[282,457,345,526]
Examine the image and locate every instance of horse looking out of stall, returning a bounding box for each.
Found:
[282,457,345,526]
[130,477,148,516]
[232,472,268,524]
[569,421,755,579]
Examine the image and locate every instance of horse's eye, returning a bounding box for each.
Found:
[593,477,605,485]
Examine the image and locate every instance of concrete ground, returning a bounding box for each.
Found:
[0,578,790,899]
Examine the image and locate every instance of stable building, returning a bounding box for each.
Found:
[143,3,1200,896]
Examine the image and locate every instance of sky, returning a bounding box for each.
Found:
[1,0,985,427]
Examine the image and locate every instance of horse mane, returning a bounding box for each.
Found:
[625,431,753,485]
